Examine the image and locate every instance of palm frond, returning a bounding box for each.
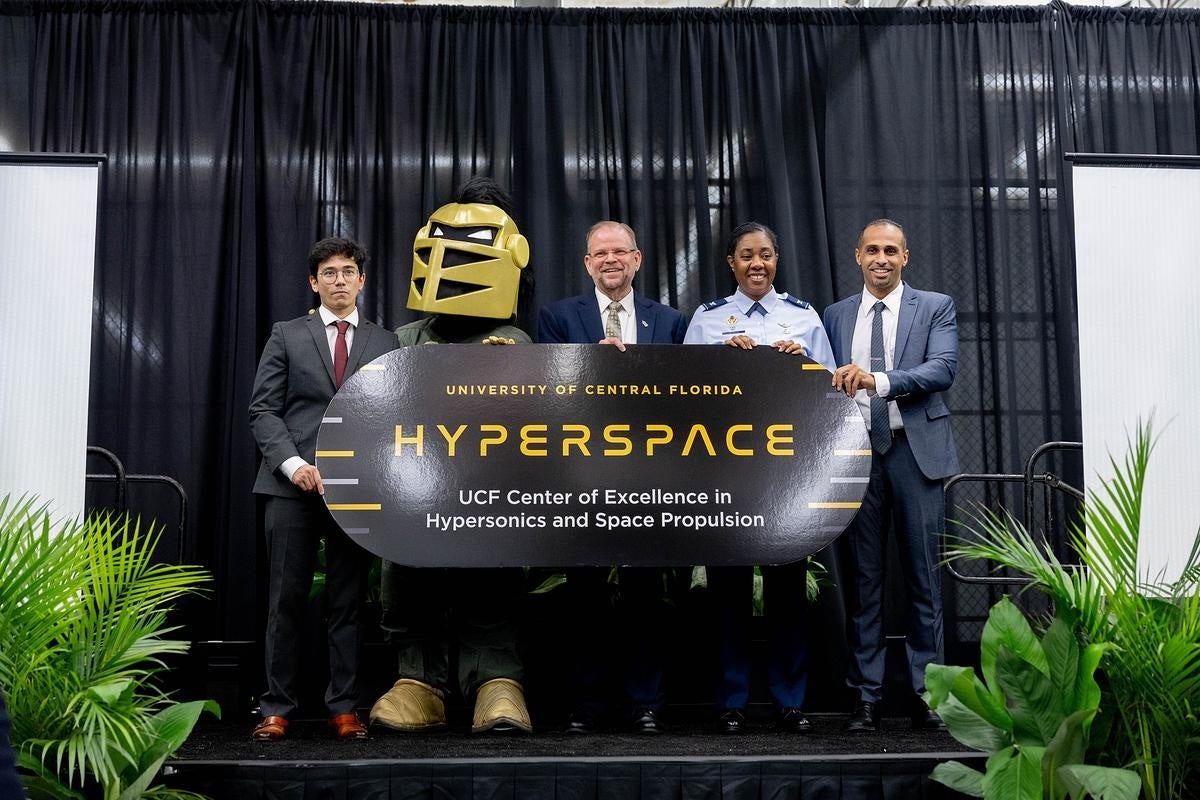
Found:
[1,496,215,797]
[944,420,1200,800]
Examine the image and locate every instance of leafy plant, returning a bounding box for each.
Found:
[0,495,218,799]
[944,421,1200,800]
[926,596,1140,799]
[689,559,831,614]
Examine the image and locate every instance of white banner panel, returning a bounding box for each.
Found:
[1072,158,1200,584]
[0,156,102,519]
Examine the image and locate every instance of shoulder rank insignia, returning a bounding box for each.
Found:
[700,297,730,312]
[781,293,811,309]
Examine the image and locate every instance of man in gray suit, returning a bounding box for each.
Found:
[249,237,399,741]
[823,219,958,733]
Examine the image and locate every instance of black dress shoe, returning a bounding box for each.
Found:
[632,708,663,735]
[778,707,812,733]
[845,700,878,732]
[717,709,745,734]
[564,710,597,735]
[912,700,946,731]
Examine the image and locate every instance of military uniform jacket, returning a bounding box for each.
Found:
[683,288,836,372]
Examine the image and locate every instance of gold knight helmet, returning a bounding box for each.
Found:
[408,191,530,320]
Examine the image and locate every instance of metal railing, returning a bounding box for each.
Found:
[944,441,1083,586]
[85,446,189,564]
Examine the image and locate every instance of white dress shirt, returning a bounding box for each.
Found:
[595,288,636,343]
[280,304,360,481]
[849,283,904,431]
[318,305,360,355]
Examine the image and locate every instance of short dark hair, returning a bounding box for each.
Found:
[455,176,516,217]
[308,237,368,278]
[858,219,906,249]
[726,221,779,259]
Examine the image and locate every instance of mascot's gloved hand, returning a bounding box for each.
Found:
[481,336,517,345]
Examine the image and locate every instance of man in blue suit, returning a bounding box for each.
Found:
[537,221,686,734]
[823,219,958,732]
[538,221,688,349]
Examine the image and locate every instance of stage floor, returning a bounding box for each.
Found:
[172,711,971,762]
[163,712,982,798]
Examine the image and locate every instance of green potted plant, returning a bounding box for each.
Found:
[926,597,1140,798]
[0,495,218,799]
[942,421,1200,800]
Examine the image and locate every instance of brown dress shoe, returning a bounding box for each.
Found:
[252,715,288,741]
[328,712,368,739]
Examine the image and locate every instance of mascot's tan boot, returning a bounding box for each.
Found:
[369,679,448,732]
[471,678,533,734]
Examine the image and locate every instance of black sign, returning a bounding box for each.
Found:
[316,344,869,567]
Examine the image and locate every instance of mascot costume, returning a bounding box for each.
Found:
[370,177,534,734]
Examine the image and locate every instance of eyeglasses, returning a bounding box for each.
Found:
[318,266,361,282]
[588,248,635,260]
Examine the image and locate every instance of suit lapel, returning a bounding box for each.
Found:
[346,321,374,375]
[577,295,604,342]
[633,295,654,343]
[307,314,336,386]
[837,300,855,365]
[894,287,918,367]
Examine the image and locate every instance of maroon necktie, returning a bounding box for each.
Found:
[333,320,350,389]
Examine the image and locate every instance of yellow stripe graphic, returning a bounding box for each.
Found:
[801,364,827,370]
[835,449,872,456]
[327,503,381,511]
[316,450,355,458]
[808,502,863,509]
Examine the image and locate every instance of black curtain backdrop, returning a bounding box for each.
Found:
[2,1,1197,657]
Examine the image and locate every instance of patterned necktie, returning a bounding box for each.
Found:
[333,320,350,389]
[605,301,623,340]
[869,301,892,454]
[748,301,766,316]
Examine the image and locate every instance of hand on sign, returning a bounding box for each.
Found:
[772,340,807,356]
[291,463,325,495]
[831,364,876,397]
[724,334,757,350]
[597,335,627,352]
[481,336,517,345]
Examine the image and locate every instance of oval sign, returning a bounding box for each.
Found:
[316,344,870,567]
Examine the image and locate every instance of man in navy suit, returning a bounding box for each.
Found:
[537,221,687,734]
[823,219,958,732]
[538,221,688,349]
[249,237,399,741]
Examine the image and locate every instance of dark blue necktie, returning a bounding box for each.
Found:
[748,301,766,316]
[870,301,892,454]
